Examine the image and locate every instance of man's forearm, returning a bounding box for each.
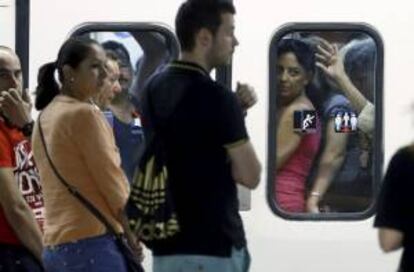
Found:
[4,203,43,262]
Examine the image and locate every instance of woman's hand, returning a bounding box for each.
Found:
[306,195,320,214]
[129,236,145,262]
[315,40,347,83]
[119,210,144,262]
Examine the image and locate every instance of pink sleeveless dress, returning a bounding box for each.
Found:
[275,117,321,213]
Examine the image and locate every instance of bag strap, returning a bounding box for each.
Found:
[37,113,119,237]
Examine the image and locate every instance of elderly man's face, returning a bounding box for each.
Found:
[0,49,22,94]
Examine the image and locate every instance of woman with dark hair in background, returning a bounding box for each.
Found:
[31,37,133,271]
[275,39,321,213]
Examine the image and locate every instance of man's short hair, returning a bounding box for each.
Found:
[175,0,236,52]
[106,50,120,64]
[102,41,131,69]
[0,46,18,61]
[0,45,14,54]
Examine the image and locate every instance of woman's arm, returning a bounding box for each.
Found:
[315,40,369,113]
[306,119,348,213]
[74,107,130,223]
[276,106,303,171]
[378,227,403,252]
[374,148,410,254]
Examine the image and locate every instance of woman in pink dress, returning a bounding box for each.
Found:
[275,39,321,213]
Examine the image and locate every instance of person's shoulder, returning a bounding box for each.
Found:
[394,145,414,162]
[385,146,414,179]
[286,98,314,113]
[323,93,351,116]
[70,101,99,116]
[142,67,170,92]
[205,81,232,97]
[329,93,349,105]
[54,102,103,129]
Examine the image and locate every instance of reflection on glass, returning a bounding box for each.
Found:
[274,31,376,215]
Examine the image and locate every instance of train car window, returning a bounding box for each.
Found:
[70,23,179,106]
[0,0,15,48]
[69,23,249,211]
[267,23,383,220]
[1,0,29,87]
[69,23,177,187]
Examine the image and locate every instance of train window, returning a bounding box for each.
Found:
[1,0,29,87]
[69,23,249,211]
[70,23,179,106]
[68,23,178,187]
[267,24,383,220]
[0,0,15,48]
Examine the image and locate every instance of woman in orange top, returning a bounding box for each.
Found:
[31,37,131,271]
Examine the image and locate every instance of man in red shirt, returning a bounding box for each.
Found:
[0,46,44,271]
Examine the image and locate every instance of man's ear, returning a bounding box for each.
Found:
[196,28,214,48]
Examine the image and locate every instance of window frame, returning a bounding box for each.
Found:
[15,0,30,88]
[267,23,384,221]
[68,22,180,61]
[69,22,252,211]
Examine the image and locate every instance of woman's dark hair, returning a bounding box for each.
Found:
[35,37,99,110]
[175,0,236,51]
[277,38,316,76]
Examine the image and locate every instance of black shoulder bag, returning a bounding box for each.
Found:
[37,114,144,272]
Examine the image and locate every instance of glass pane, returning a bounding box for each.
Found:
[271,29,379,217]
[86,31,172,105]
[72,29,174,184]
[0,0,15,49]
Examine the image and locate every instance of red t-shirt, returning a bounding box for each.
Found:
[0,119,44,245]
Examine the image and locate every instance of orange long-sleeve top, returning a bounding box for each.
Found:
[32,95,130,246]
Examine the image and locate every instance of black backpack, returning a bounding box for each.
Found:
[127,129,180,248]
[126,65,190,248]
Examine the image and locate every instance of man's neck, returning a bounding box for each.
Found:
[179,52,212,73]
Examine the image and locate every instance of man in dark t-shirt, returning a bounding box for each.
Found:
[374,147,414,272]
[141,1,261,271]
